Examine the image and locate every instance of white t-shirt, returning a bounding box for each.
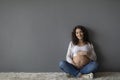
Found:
[66,41,97,64]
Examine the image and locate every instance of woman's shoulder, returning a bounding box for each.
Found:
[69,41,74,47]
[87,42,94,48]
[69,41,73,44]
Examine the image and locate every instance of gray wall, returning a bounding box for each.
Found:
[0,0,120,72]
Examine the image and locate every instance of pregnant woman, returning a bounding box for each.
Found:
[59,25,99,79]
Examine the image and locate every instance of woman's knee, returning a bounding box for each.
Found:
[59,60,67,68]
[92,61,99,69]
[89,61,99,72]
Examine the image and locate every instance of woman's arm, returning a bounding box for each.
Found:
[66,41,74,64]
[88,43,97,61]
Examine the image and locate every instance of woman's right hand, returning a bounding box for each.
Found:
[77,51,87,55]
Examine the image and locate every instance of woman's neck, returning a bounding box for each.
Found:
[78,40,86,46]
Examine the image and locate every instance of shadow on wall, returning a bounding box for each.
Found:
[87,27,104,72]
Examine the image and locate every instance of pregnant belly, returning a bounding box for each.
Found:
[73,53,90,69]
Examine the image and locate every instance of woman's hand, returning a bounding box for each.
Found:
[71,60,76,66]
[78,51,91,59]
[77,51,87,55]
[72,51,91,69]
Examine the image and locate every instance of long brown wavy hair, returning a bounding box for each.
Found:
[72,25,91,45]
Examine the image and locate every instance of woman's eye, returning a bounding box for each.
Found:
[80,31,83,33]
[76,32,79,34]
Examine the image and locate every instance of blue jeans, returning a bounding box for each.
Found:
[59,60,99,77]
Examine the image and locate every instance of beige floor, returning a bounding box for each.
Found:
[0,72,120,80]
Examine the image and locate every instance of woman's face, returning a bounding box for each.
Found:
[75,28,84,40]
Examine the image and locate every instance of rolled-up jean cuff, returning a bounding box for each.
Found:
[76,72,81,77]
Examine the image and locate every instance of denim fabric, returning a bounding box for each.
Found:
[59,60,99,77]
